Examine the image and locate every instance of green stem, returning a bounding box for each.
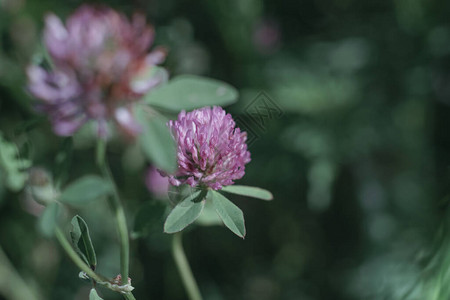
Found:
[56,227,136,299]
[0,246,42,300]
[96,140,130,286]
[54,227,105,283]
[172,232,203,300]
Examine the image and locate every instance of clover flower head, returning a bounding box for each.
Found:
[167,106,251,190]
[27,5,167,137]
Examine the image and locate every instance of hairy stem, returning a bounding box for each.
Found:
[172,232,203,300]
[96,140,130,286]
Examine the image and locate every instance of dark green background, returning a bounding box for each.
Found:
[1,0,450,299]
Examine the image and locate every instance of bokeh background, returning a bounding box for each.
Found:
[1,0,450,299]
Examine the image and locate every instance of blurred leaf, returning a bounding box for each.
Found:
[59,175,112,206]
[131,66,168,94]
[211,191,246,238]
[89,288,104,300]
[38,202,59,237]
[164,190,207,233]
[144,75,238,111]
[221,185,273,201]
[132,201,167,239]
[70,215,97,268]
[0,133,31,191]
[136,108,177,173]
[196,196,222,226]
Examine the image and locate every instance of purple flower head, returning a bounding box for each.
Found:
[167,106,251,190]
[27,5,167,137]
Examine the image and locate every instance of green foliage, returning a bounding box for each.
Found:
[136,108,177,173]
[89,288,104,300]
[221,185,273,201]
[211,191,246,238]
[0,133,31,191]
[164,190,207,233]
[70,215,97,269]
[132,66,168,94]
[132,201,167,238]
[59,175,112,206]
[195,198,223,226]
[38,202,59,237]
[144,75,238,111]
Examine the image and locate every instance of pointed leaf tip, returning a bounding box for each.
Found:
[211,191,246,238]
[70,215,97,268]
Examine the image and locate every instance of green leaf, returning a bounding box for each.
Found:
[136,108,177,173]
[164,190,207,233]
[70,215,97,268]
[38,202,59,237]
[132,201,167,239]
[144,75,238,111]
[196,195,222,226]
[89,288,104,300]
[211,191,246,238]
[221,185,273,201]
[59,175,112,206]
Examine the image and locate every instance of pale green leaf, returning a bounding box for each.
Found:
[196,195,222,226]
[59,175,112,206]
[89,288,104,300]
[38,202,59,237]
[70,215,97,268]
[221,185,273,201]
[164,190,207,233]
[144,75,238,111]
[136,108,177,173]
[211,191,246,238]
